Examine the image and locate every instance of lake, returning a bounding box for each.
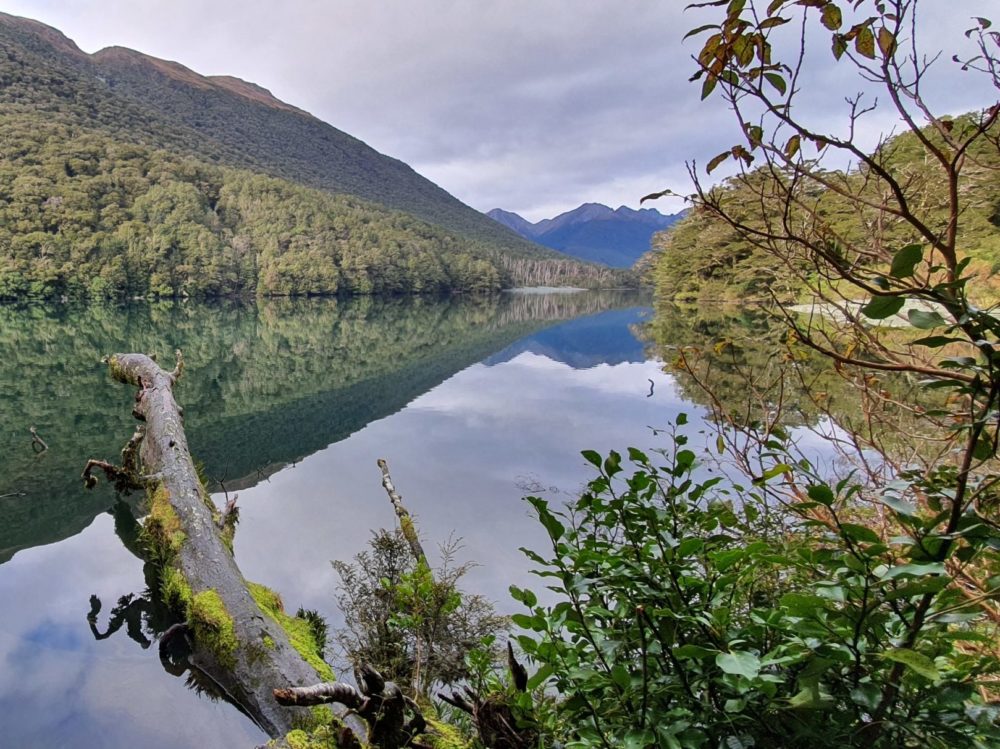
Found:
[0,291,730,747]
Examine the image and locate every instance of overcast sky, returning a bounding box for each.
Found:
[1,1,995,220]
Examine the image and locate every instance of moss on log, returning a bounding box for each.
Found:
[87,352,361,740]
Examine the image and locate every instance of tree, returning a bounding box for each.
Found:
[508,3,1000,747]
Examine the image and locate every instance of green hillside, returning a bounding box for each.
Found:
[0,13,630,298]
[651,116,1000,303]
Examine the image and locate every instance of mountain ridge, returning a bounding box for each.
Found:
[0,12,636,297]
[0,12,550,257]
[487,203,683,268]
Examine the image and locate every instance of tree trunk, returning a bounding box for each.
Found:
[85,352,361,740]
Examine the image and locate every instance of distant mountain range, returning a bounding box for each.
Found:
[487,203,684,268]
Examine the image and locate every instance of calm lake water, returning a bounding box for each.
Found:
[0,291,732,747]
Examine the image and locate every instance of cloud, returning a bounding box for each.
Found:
[3,1,994,220]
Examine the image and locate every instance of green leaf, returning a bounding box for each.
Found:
[784,134,801,158]
[908,308,947,329]
[611,663,631,690]
[535,508,565,542]
[861,295,904,319]
[754,463,792,484]
[840,523,880,544]
[780,593,827,616]
[509,585,538,607]
[881,648,940,681]
[789,683,834,709]
[717,651,761,679]
[675,644,717,659]
[678,537,704,557]
[624,730,654,749]
[806,483,834,505]
[581,449,603,468]
[974,434,995,461]
[604,450,622,476]
[821,3,843,31]
[701,75,718,100]
[879,495,919,517]
[912,335,964,348]
[764,72,787,95]
[880,562,945,579]
[832,34,848,59]
[511,613,541,631]
[889,243,923,278]
[855,26,876,58]
[526,662,554,690]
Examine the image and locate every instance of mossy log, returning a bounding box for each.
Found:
[86,352,360,739]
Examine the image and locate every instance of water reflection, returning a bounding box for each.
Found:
[0,291,669,748]
[3,295,877,748]
[0,291,641,563]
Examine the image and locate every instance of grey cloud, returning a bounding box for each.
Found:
[3,1,995,220]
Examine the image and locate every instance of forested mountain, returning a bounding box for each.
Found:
[0,13,629,298]
[488,203,683,267]
[651,116,1000,304]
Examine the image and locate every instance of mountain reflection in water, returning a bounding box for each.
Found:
[0,291,706,749]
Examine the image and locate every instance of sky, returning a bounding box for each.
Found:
[1,1,995,221]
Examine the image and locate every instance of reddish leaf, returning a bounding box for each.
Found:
[684,23,719,39]
[877,26,896,56]
[759,16,790,29]
[706,151,730,174]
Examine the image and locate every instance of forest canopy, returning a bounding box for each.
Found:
[0,118,631,299]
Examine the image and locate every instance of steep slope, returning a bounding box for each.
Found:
[651,116,1000,304]
[488,203,683,267]
[0,13,633,296]
[87,44,536,250]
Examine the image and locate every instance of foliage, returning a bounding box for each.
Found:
[0,118,608,299]
[331,529,506,698]
[510,3,1000,747]
[651,118,1000,304]
[650,0,1000,306]
[513,429,1000,748]
[0,14,569,268]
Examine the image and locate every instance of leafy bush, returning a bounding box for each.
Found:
[512,422,1000,748]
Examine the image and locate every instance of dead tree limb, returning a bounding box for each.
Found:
[274,664,430,749]
[84,352,356,739]
[439,642,538,749]
[377,458,427,562]
[29,426,48,453]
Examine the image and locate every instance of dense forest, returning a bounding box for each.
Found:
[650,116,1000,303]
[0,13,631,299]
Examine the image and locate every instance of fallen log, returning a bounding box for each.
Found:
[84,352,360,741]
